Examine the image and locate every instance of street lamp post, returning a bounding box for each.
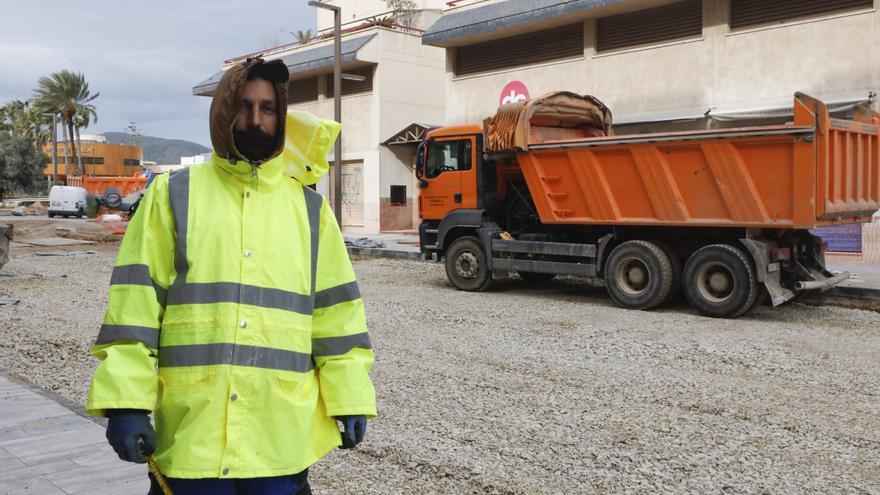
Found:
[308,0,343,227]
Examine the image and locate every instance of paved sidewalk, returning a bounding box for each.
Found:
[0,373,148,495]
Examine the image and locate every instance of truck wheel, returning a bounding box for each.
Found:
[103,188,122,209]
[683,244,758,318]
[445,236,494,292]
[605,240,673,310]
[518,271,556,282]
[653,240,682,306]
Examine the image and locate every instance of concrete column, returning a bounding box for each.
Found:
[706,0,731,125]
[583,18,597,94]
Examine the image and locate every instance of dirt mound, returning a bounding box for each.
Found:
[8,219,120,242]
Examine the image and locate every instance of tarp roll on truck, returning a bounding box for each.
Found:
[417,92,880,318]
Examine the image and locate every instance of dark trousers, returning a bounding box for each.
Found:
[149,469,310,495]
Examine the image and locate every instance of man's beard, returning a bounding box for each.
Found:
[234,127,277,162]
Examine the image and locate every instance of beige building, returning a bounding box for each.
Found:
[195,0,880,234]
[194,0,448,234]
[424,0,879,132]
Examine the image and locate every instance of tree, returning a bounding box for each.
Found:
[124,121,141,148]
[291,29,314,45]
[0,100,51,149]
[385,0,417,27]
[0,134,47,200]
[32,70,99,177]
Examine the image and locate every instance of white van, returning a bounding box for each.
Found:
[48,186,88,218]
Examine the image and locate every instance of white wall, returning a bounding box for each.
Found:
[317,0,450,31]
[443,0,880,125]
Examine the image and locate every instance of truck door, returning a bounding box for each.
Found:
[418,137,476,220]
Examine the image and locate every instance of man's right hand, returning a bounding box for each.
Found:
[105,409,156,464]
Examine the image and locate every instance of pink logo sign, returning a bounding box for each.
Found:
[499,81,530,106]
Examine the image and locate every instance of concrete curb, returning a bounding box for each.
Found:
[0,369,107,427]
[827,285,880,300]
[346,247,422,260]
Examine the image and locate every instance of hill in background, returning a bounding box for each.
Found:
[102,132,210,165]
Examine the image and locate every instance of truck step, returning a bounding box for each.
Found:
[425,229,439,234]
[491,239,596,258]
[424,244,438,250]
[493,258,597,277]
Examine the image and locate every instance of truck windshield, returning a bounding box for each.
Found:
[425,140,472,179]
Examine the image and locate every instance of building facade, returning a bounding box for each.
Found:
[424,0,880,132]
[194,0,448,234]
[194,0,880,234]
[43,134,143,179]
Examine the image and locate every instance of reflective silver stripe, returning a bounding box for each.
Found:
[168,168,190,285]
[110,264,167,306]
[165,167,318,315]
[158,343,313,372]
[312,332,372,357]
[302,186,323,298]
[166,282,312,314]
[95,324,160,348]
[314,281,361,309]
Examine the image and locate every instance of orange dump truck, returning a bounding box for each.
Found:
[417,92,880,318]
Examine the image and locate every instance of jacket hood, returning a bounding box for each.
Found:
[209,58,289,164]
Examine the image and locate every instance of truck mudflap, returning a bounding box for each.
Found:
[741,232,850,307]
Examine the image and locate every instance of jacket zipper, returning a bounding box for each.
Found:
[249,163,259,192]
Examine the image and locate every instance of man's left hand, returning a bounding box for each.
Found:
[335,415,367,449]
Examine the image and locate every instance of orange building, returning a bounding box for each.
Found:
[43,135,143,178]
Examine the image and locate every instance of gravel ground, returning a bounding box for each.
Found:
[1,242,879,494]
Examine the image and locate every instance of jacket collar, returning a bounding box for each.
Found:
[211,152,285,190]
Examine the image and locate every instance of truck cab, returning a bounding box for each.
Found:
[417,124,482,222]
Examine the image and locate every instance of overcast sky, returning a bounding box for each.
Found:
[0,1,316,147]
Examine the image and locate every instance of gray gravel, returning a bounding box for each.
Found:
[1,246,879,494]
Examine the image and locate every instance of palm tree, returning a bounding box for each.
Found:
[0,100,52,151]
[291,29,313,45]
[32,70,99,176]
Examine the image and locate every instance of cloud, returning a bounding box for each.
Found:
[0,0,316,147]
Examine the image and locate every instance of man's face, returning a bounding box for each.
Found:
[235,78,278,137]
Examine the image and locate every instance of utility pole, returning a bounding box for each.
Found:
[309,0,343,227]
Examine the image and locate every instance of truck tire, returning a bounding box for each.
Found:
[683,244,758,318]
[652,240,682,306]
[445,236,494,292]
[605,240,673,310]
[518,271,556,282]
[103,188,122,209]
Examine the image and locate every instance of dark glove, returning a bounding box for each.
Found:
[335,415,367,449]
[106,409,156,463]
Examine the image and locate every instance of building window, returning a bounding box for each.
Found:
[730,0,873,29]
[390,185,406,205]
[425,140,472,179]
[63,156,104,165]
[454,23,583,76]
[327,65,374,97]
[289,76,319,104]
[597,0,702,52]
[123,158,141,166]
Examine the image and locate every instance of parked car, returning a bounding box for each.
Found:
[48,186,88,218]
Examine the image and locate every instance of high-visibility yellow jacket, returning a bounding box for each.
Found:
[87,59,375,478]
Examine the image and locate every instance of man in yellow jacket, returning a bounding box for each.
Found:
[86,57,376,495]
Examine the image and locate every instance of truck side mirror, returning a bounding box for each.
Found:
[415,141,426,179]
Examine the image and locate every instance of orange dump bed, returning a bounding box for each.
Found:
[67,175,148,197]
[516,94,880,229]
